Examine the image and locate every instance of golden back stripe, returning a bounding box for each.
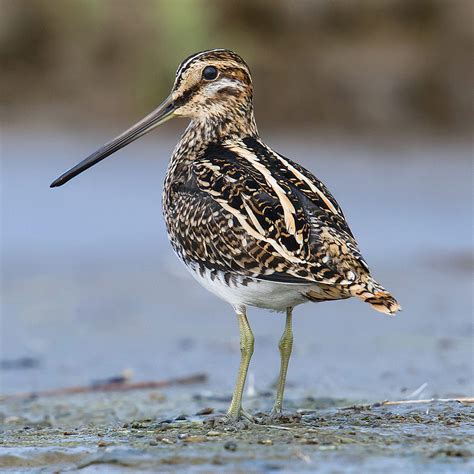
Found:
[273,152,339,215]
[226,143,297,236]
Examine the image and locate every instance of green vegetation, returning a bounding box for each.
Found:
[1,0,471,133]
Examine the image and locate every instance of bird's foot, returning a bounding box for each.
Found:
[241,408,260,423]
[203,408,258,429]
[261,407,302,425]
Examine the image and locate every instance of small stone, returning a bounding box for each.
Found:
[175,414,188,421]
[224,440,238,451]
[5,416,22,424]
[178,433,189,439]
[258,439,273,445]
[149,440,158,446]
[159,437,173,444]
[196,407,214,415]
[97,441,108,448]
[206,430,221,437]
[319,444,336,451]
[184,435,207,443]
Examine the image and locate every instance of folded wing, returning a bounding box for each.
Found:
[191,138,371,288]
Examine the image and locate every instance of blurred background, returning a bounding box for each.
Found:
[1,0,472,402]
[1,0,473,133]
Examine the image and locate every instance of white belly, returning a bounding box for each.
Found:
[187,264,313,312]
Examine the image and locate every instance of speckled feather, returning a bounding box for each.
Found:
[162,49,400,315]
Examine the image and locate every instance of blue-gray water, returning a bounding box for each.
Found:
[2,124,473,402]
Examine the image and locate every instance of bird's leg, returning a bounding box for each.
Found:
[227,309,254,421]
[271,307,293,415]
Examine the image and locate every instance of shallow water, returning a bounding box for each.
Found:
[1,125,473,471]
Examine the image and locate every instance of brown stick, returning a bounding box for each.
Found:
[2,373,207,400]
[378,397,474,406]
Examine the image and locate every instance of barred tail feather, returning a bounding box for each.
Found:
[350,278,401,315]
[363,291,401,315]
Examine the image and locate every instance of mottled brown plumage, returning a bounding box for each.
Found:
[162,50,399,315]
[51,49,400,422]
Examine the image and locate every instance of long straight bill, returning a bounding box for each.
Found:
[50,97,175,187]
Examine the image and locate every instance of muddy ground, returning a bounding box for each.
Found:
[1,389,473,473]
[2,130,473,472]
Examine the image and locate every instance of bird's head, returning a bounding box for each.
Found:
[170,49,253,119]
[50,49,254,188]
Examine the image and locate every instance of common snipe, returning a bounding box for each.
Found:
[51,49,400,423]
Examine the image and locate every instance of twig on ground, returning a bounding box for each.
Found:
[266,425,294,431]
[2,373,208,400]
[377,397,474,406]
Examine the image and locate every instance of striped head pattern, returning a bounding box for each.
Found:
[170,49,254,122]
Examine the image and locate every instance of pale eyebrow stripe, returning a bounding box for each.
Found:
[176,48,227,78]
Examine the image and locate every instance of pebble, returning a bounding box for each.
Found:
[206,430,221,437]
[319,444,336,451]
[196,407,214,415]
[224,440,238,451]
[258,439,273,445]
[5,416,23,424]
[301,438,319,445]
[158,437,173,444]
[184,435,207,443]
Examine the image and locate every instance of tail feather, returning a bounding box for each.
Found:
[350,278,401,315]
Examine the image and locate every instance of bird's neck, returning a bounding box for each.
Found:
[175,102,259,158]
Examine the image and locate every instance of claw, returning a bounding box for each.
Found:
[262,408,302,425]
[203,406,257,428]
[241,408,258,423]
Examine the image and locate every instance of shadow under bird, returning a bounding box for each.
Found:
[51,49,400,423]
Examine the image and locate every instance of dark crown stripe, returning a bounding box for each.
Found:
[175,48,228,85]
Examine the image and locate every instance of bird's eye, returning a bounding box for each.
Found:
[202,66,218,81]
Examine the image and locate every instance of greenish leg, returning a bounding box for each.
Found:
[227,309,254,420]
[271,307,293,414]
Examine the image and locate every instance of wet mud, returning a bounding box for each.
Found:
[3,132,473,472]
[1,390,472,472]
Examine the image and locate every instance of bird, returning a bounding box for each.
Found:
[50,49,400,423]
